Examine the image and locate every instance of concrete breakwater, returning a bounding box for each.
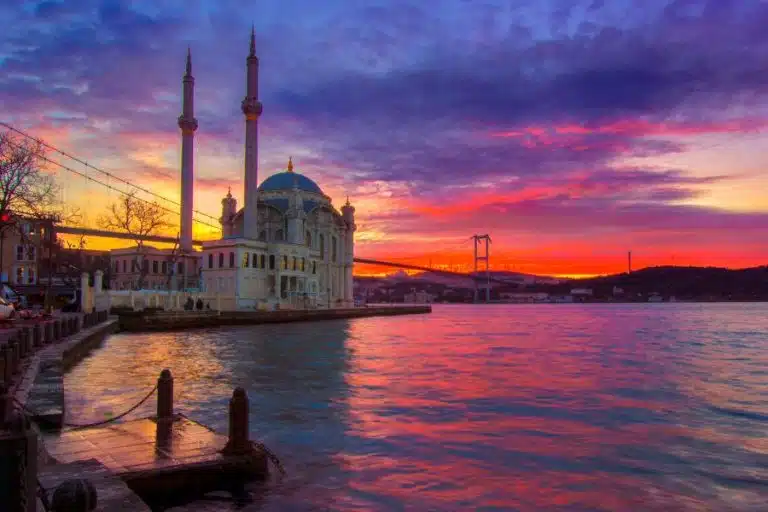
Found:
[117,304,433,332]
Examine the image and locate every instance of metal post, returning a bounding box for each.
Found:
[473,236,478,303]
[157,369,173,421]
[485,236,491,303]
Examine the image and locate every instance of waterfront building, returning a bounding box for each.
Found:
[106,30,356,310]
[109,246,202,291]
[0,216,44,286]
[193,29,355,310]
[403,289,434,304]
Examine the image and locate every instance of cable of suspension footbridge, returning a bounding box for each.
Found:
[1,136,221,232]
[0,121,220,223]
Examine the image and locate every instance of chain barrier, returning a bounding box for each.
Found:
[13,383,158,430]
[252,440,286,476]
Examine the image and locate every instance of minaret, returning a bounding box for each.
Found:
[341,197,356,305]
[178,47,198,253]
[241,26,263,240]
[221,187,237,238]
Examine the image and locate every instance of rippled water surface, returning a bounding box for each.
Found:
[66,304,768,510]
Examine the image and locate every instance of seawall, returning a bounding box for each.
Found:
[117,305,432,332]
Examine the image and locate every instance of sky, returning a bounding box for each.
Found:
[1,0,767,277]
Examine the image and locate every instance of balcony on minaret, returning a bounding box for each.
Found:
[241,97,262,122]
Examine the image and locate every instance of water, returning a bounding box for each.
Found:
[65,304,768,510]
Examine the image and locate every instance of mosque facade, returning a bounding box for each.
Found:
[179,30,356,311]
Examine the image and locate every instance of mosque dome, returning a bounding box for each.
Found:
[258,157,323,194]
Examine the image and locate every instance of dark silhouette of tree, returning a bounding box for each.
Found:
[98,191,171,290]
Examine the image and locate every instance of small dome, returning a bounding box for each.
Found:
[258,170,323,194]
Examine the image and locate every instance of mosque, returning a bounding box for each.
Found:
[177,29,356,311]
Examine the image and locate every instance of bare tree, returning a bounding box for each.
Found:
[0,131,83,309]
[99,191,171,290]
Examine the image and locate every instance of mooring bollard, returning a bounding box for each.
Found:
[0,410,38,512]
[20,330,30,358]
[157,369,173,421]
[20,329,29,355]
[8,340,19,375]
[32,325,41,348]
[51,478,98,512]
[223,387,250,455]
[1,345,11,387]
[0,382,8,425]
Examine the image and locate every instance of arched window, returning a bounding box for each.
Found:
[218,253,224,268]
[260,254,265,269]
[208,253,213,269]
[300,257,305,272]
[229,252,235,268]
[258,230,267,241]
[243,252,249,268]
[305,231,312,247]
[312,261,316,274]
[292,256,297,271]
[269,254,275,270]
[319,234,325,258]
[275,229,284,241]
[331,236,337,263]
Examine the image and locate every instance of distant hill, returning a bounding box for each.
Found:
[565,265,768,300]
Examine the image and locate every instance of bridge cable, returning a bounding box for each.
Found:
[0,121,221,223]
[1,137,221,232]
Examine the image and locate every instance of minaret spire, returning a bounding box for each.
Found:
[178,47,198,253]
[242,27,263,240]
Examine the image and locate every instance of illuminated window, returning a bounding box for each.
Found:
[243,252,250,268]
[300,257,305,272]
[281,255,287,270]
[292,256,297,271]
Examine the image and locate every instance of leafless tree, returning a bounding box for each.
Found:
[98,191,171,290]
[0,131,81,299]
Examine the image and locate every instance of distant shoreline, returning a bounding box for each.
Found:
[371,300,768,306]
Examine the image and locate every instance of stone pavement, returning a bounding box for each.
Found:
[38,458,150,512]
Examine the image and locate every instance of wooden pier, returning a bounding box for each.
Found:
[1,312,270,511]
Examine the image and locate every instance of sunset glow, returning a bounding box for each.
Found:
[2,0,767,277]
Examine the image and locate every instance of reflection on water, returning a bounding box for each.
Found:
[66,304,768,511]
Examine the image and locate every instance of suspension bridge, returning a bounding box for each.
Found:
[1,122,506,294]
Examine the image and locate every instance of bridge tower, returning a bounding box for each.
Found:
[178,47,198,253]
[472,234,491,303]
